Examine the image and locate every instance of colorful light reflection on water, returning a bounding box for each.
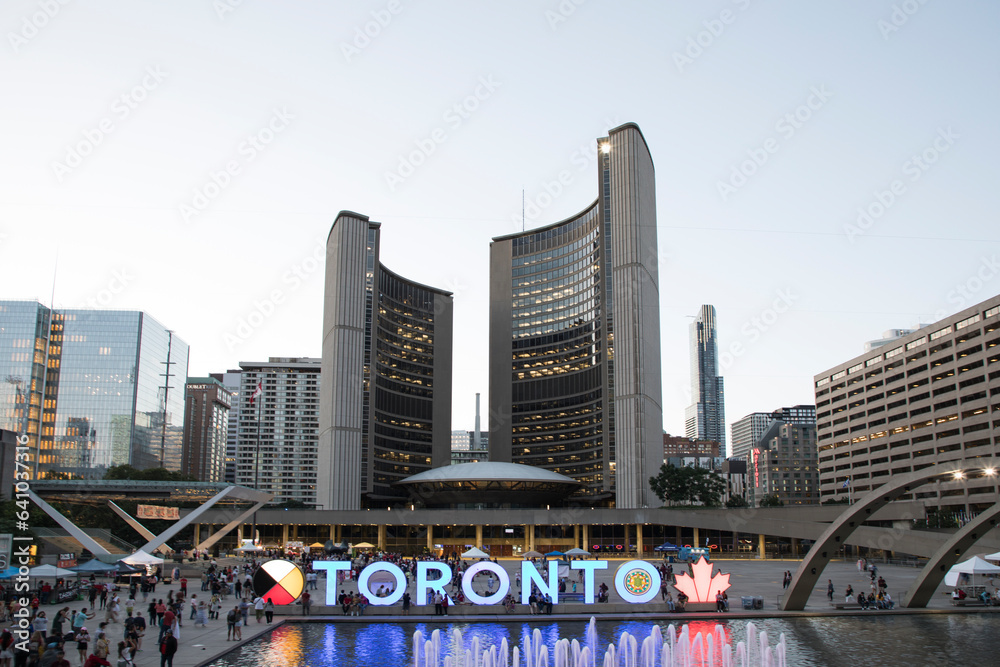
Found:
[206,614,997,667]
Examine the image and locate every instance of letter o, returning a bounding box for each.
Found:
[131,86,148,103]
[301,257,318,274]
[462,561,509,605]
[967,277,982,293]
[761,308,778,326]
[868,202,884,219]
[76,141,93,157]
[18,618,28,628]
[14,482,29,493]
[463,96,480,112]
[357,563,405,605]
[614,560,660,604]
[364,20,382,37]
[536,193,552,208]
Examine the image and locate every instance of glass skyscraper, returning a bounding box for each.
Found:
[318,213,454,510]
[685,304,726,448]
[0,300,188,479]
[488,123,663,509]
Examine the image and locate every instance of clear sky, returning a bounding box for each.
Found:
[2,1,998,452]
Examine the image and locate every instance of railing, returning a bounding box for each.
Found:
[33,527,136,554]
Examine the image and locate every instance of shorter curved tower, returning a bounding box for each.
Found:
[318,212,453,509]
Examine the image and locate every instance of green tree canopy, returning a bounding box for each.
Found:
[104,465,196,482]
[759,494,784,507]
[648,464,726,507]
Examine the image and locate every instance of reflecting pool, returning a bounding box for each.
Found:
[206,614,998,667]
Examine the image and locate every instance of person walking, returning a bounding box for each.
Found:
[159,633,177,667]
[264,598,274,624]
[253,596,265,623]
[75,627,90,666]
[827,580,834,601]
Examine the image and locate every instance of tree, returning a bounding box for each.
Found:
[759,494,784,507]
[725,495,749,508]
[649,464,726,507]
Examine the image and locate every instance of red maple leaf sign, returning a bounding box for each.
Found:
[672,556,731,603]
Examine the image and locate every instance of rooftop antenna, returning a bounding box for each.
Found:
[522,188,525,233]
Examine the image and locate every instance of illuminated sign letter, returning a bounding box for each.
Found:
[358,562,406,606]
[570,559,608,604]
[614,560,660,604]
[462,561,510,605]
[520,559,559,605]
[416,561,454,605]
[313,560,351,606]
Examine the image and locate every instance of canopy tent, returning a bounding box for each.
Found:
[564,548,589,556]
[28,564,77,578]
[308,543,325,549]
[120,550,164,566]
[654,542,680,552]
[117,561,141,576]
[461,547,490,559]
[545,551,565,557]
[70,560,118,573]
[982,552,1000,562]
[944,556,1000,587]
[353,542,376,549]
[521,550,543,559]
[0,567,22,579]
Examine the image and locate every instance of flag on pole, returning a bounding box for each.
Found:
[842,479,850,489]
[250,381,262,406]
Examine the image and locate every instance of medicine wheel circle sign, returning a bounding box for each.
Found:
[252,559,304,605]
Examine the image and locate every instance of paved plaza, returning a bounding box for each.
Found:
[98,556,998,666]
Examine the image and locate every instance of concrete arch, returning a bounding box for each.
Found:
[902,502,1000,608]
[780,461,996,610]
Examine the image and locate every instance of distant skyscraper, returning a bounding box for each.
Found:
[209,370,241,484]
[685,305,725,448]
[182,377,231,482]
[318,212,454,510]
[488,123,663,509]
[236,357,320,506]
[730,405,815,461]
[0,300,188,479]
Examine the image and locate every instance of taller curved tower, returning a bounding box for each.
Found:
[488,123,663,508]
[318,212,453,510]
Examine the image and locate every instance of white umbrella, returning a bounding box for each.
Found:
[461,547,490,559]
[944,556,1000,586]
[29,564,77,578]
[121,550,165,566]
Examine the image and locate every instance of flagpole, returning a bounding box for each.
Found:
[251,379,262,549]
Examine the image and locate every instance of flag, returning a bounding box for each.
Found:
[250,381,262,406]
[842,479,850,489]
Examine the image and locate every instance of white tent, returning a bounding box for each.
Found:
[564,548,589,556]
[235,539,263,552]
[120,550,165,566]
[982,552,1000,562]
[944,556,1000,586]
[29,564,77,578]
[461,547,490,559]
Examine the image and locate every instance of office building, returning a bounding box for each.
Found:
[749,422,819,505]
[210,370,242,484]
[815,295,1000,514]
[318,213,454,510]
[685,305,726,448]
[0,300,188,479]
[730,412,773,461]
[488,123,663,508]
[236,357,320,506]
[182,377,232,482]
[662,433,721,469]
[451,429,490,465]
[731,405,816,461]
